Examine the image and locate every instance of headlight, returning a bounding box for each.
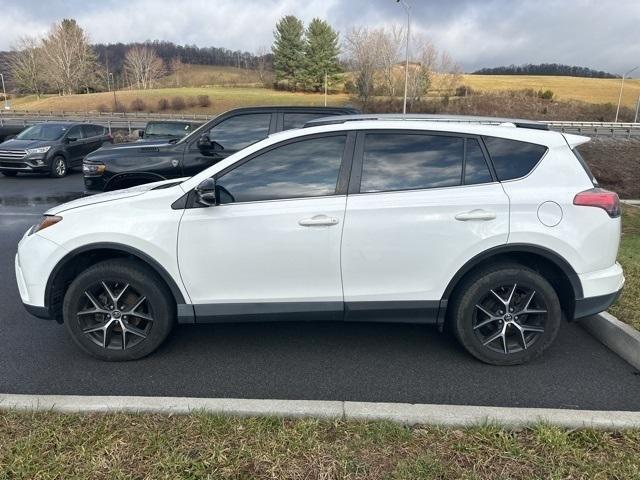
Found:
[83,163,106,175]
[25,146,51,155]
[30,215,62,235]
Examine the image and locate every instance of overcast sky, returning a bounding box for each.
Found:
[1,0,639,74]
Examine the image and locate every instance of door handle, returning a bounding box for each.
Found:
[455,209,496,221]
[298,215,340,227]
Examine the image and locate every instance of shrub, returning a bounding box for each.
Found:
[455,85,474,97]
[96,103,109,113]
[130,98,147,112]
[186,96,197,108]
[197,95,211,107]
[170,96,186,111]
[538,89,554,100]
[157,98,169,111]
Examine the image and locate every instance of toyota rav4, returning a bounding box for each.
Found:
[16,114,624,365]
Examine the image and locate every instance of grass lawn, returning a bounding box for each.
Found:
[463,74,640,109]
[611,204,640,329]
[1,412,640,479]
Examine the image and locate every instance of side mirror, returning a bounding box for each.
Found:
[138,130,144,138]
[195,177,217,206]
[66,137,77,143]
[197,134,224,154]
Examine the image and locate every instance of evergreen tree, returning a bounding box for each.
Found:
[271,15,305,90]
[301,18,341,92]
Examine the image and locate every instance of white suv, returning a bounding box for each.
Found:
[15,115,624,365]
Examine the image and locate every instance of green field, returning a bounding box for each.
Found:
[611,205,640,329]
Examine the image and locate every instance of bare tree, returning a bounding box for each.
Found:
[124,46,165,90]
[41,19,96,95]
[378,25,405,97]
[8,36,48,98]
[170,56,183,87]
[344,27,384,107]
[255,46,273,87]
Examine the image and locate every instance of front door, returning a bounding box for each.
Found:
[65,125,85,162]
[182,112,274,177]
[341,131,510,321]
[177,133,352,320]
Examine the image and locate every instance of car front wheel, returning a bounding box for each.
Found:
[50,156,68,178]
[450,263,562,365]
[63,259,175,361]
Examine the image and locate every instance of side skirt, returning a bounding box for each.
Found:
[177,301,441,325]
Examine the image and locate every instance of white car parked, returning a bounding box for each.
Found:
[15,115,624,364]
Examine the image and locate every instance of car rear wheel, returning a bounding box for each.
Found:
[63,259,175,361]
[450,263,562,365]
[1,171,17,177]
[50,156,68,178]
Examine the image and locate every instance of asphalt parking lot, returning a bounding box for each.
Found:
[1,172,640,411]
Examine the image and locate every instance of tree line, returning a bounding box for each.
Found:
[473,63,618,78]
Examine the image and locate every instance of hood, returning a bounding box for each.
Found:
[85,141,175,162]
[0,139,56,150]
[45,178,186,215]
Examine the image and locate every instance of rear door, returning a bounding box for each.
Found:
[340,130,510,321]
[182,112,274,176]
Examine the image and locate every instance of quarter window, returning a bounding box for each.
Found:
[216,135,346,204]
[360,133,464,193]
[208,113,271,151]
[483,136,547,181]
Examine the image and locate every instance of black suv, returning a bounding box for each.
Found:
[0,122,112,178]
[83,106,359,192]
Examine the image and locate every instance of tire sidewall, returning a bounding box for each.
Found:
[50,156,67,178]
[63,260,174,361]
[453,266,562,365]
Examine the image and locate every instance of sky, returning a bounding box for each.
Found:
[1,0,639,74]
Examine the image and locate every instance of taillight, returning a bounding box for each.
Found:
[573,188,620,218]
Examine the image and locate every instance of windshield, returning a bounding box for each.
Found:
[16,124,68,141]
[145,122,196,138]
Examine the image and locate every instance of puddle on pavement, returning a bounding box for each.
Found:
[0,192,84,207]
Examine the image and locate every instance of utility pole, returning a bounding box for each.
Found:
[615,66,638,122]
[635,96,640,123]
[0,73,8,110]
[396,0,411,114]
[109,73,117,111]
[324,72,328,107]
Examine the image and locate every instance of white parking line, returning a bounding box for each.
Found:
[1,394,639,430]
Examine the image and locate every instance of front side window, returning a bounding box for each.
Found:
[208,113,271,151]
[66,126,84,140]
[216,135,346,204]
[483,136,547,181]
[360,133,464,193]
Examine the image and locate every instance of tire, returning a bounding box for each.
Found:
[49,156,68,178]
[1,171,17,177]
[63,259,175,361]
[449,263,562,366]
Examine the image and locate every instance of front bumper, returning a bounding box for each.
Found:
[0,158,50,172]
[84,175,107,192]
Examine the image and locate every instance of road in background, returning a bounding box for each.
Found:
[1,173,640,410]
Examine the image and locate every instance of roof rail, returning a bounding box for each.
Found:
[303,114,550,131]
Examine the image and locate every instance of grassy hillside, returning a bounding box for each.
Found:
[159,64,262,88]
[10,86,351,114]
[463,75,640,109]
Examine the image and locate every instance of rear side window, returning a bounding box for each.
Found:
[465,139,493,185]
[360,133,463,193]
[209,113,271,151]
[483,136,547,181]
[283,113,327,130]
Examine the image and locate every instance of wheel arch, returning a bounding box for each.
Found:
[104,172,166,192]
[440,244,583,325]
[45,242,186,323]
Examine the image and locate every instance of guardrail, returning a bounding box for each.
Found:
[1,110,640,138]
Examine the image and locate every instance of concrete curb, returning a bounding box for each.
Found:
[2,393,640,430]
[580,312,640,371]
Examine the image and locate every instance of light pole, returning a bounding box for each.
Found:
[0,73,8,110]
[109,73,117,111]
[396,0,411,114]
[615,66,638,122]
[635,96,640,123]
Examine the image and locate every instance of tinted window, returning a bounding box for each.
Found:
[209,113,271,151]
[16,124,68,141]
[283,113,326,130]
[360,133,463,193]
[465,139,493,185]
[216,135,346,204]
[146,122,194,138]
[67,126,84,140]
[573,147,598,186]
[483,136,547,181]
[81,125,99,138]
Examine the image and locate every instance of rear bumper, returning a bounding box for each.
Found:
[573,289,622,319]
[573,262,624,319]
